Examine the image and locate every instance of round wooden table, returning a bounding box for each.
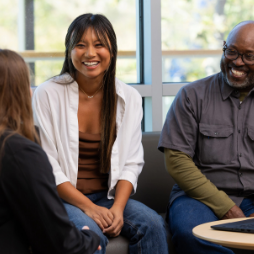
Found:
[192,218,254,250]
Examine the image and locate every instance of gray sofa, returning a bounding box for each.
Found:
[106,132,253,254]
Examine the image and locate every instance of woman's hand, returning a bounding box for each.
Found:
[83,204,114,231]
[103,205,124,237]
[103,180,133,237]
[57,182,114,231]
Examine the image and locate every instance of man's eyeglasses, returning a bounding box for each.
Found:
[223,44,254,65]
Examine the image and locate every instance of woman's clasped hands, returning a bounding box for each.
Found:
[84,204,124,238]
[104,205,124,237]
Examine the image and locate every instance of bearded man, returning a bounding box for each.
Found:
[158,21,254,254]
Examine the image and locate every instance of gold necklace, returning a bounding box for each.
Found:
[79,84,103,99]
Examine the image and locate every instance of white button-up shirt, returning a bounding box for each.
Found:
[32,74,144,199]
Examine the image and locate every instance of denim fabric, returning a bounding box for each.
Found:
[168,195,254,254]
[63,191,168,254]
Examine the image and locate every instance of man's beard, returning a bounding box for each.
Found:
[222,71,251,89]
[220,58,254,89]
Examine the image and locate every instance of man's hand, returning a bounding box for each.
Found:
[83,204,113,231]
[221,205,246,219]
[103,205,124,237]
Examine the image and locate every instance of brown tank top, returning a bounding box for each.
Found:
[77,131,108,194]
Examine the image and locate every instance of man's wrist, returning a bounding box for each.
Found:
[222,205,245,219]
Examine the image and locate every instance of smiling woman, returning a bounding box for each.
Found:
[59,14,117,173]
[71,27,111,86]
[32,13,168,254]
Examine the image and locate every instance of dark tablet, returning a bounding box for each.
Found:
[211,218,254,233]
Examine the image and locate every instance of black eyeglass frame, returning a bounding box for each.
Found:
[222,44,254,66]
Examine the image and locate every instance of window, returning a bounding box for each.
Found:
[161,0,254,124]
[2,0,254,131]
[1,0,137,85]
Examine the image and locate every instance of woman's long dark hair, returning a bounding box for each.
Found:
[59,14,117,174]
[0,49,40,148]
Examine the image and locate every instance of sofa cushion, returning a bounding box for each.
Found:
[132,132,175,213]
[106,235,129,254]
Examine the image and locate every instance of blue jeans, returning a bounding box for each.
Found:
[63,191,168,254]
[168,195,254,254]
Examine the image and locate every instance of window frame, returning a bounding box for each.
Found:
[21,0,186,131]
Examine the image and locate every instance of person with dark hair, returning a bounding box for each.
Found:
[0,49,100,254]
[32,13,168,254]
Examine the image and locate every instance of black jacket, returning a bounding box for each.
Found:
[0,133,100,254]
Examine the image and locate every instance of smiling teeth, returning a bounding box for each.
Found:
[84,62,98,66]
[232,69,245,77]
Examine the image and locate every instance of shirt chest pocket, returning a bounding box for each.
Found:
[244,127,254,160]
[198,123,234,164]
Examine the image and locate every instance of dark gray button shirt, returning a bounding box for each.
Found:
[158,72,254,206]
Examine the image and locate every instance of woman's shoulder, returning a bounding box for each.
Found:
[0,133,54,191]
[2,133,42,157]
[34,73,74,97]
[115,78,142,104]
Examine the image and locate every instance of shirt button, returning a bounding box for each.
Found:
[214,132,217,135]
[239,153,242,157]
[239,172,242,176]
[238,130,241,133]
[113,168,117,171]
[239,105,241,109]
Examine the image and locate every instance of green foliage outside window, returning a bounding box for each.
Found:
[1,0,254,84]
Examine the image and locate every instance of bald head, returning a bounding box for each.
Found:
[226,21,254,44]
